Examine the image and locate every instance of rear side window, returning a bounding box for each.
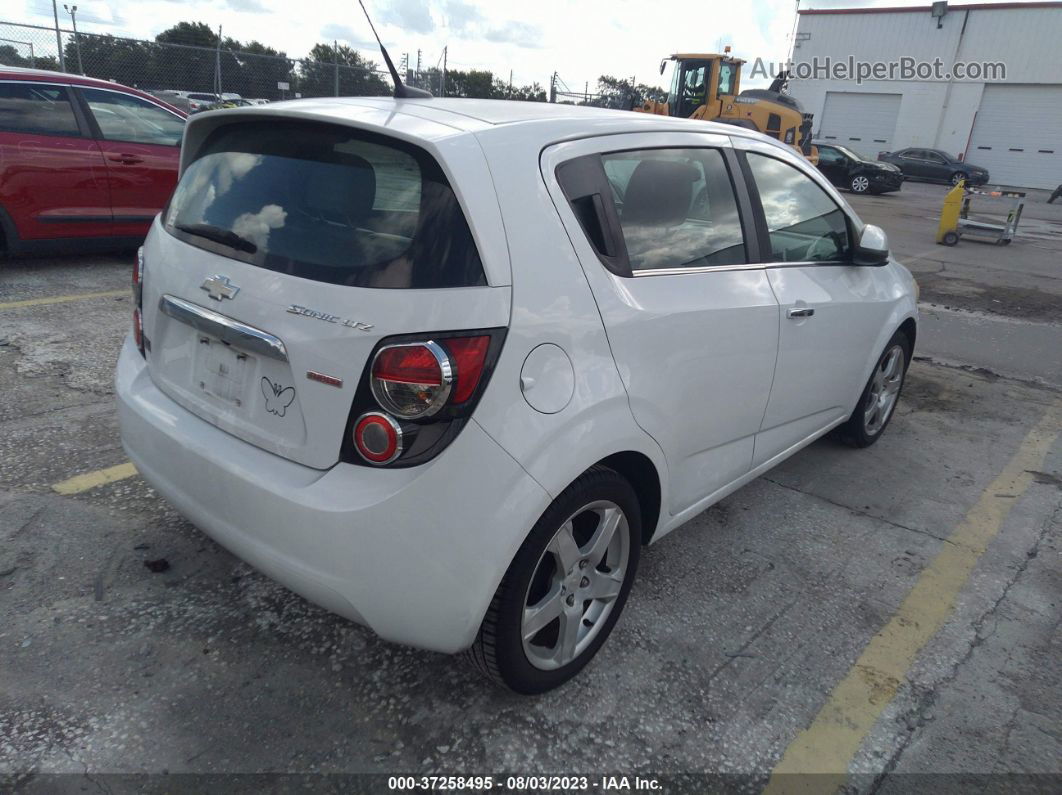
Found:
[165,121,486,289]
[746,152,849,263]
[80,88,184,146]
[0,83,80,137]
[600,148,745,271]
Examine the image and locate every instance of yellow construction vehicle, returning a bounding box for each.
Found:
[637,50,817,162]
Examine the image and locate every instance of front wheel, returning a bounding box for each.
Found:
[839,331,911,448]
[950,171,967,186]
[467,466,641,694]
[850,174,871,193]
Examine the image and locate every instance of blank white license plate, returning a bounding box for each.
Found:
[195,336,251,406]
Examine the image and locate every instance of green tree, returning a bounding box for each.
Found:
[590,75,666,109]
[227,41,292,101]
[297,43,388,98]
[153,22,219,92]
[0,45,59,71]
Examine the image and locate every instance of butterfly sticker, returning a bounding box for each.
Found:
[261,377,296,417]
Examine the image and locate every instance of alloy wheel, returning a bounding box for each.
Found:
[851,175,870,193]
[864,344,905,436]
[521,500,630,671]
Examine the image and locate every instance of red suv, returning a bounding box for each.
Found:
[0,67,186,256]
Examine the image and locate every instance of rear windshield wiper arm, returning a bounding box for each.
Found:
[175,223,257,254]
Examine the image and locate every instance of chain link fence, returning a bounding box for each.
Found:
[0,20,393,104]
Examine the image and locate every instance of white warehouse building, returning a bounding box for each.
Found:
[788,1,1062,188]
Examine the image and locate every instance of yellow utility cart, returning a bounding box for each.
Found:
[937,181,1025,246]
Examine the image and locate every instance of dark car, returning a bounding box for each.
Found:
[878,147,989,186]
[0,66,186,256]
[813,142,904,194]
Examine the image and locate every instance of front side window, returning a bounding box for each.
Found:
[601,148,745,271]
[746,152,849,263]
[717,62,735,95]
[0,82,80,137]
[80,87,185,146]
[165,121,486,289]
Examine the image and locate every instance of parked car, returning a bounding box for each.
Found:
[813,141,903,194]
[116,100,918,693]
[0,67,186,256]
[878,147,990,185]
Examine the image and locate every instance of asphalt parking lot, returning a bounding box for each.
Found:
[2,179,1060,791]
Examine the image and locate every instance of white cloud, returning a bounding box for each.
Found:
[20,0,809,90]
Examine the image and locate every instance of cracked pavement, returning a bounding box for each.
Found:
[1,183,1061,790]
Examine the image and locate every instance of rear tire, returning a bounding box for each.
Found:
[467,466,641,694]
[839,330,911,448]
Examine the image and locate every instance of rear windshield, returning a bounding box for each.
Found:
[164,121,486,289]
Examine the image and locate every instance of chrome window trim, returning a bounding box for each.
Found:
[158,294,288,361]
[0,80,184,120]
[631,262,765,277]
[74,84,186,121]
[629,259,857,277]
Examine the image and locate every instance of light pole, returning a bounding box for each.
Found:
[63,5,83,75]
[51,0,65,72]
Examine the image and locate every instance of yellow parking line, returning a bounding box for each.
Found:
[0,289,127,311]
[53,462,138,495]
[765,401,1062,791]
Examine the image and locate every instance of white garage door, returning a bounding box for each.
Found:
[818,92,901,158]
[967,84,1062,189]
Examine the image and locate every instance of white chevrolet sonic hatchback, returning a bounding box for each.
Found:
[117,98,917,693]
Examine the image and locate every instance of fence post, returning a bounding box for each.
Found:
[214,25,223,97]
[51,0,65,72]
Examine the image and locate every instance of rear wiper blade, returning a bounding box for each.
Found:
[175,223,257,254]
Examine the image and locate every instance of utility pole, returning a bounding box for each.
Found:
[508,69,513,98]
[333,40,340,96]
[549,71,556,103]
[51,0,65,72]
[415,49,421,88]
[441,45,447,98]
[63,5,82,74]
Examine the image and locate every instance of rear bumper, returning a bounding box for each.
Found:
[116,337,550,653]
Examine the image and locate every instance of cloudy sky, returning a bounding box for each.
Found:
[18,0,1022,91]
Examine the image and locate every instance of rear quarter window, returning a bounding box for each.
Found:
[164,121,486,289]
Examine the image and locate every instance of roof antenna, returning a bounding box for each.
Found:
[358,0,432,99]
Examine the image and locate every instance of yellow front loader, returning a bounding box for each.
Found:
[637,51,817,163]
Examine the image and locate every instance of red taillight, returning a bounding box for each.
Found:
[371,341,453,419]
[133,307,143,351]
[133,246,145,356]
[133,246,143,288]
[443,336,490,404]
[353,412,403,465]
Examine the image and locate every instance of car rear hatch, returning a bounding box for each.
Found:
[139,114,510,470]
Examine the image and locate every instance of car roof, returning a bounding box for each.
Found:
[0,65,187,115]
[202,96,780,147]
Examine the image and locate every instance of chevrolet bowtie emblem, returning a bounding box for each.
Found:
[200,274,240,301]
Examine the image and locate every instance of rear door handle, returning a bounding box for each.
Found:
[787,307,815,319]
[108,154,143,165]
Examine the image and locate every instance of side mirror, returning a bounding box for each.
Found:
[854,224,889,266]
